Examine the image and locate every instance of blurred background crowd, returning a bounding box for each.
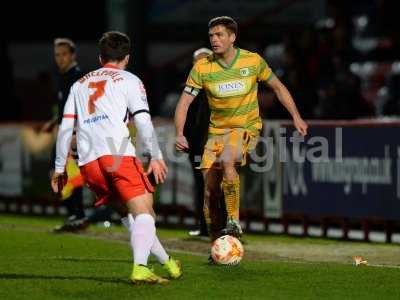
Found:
[2,0,400,123]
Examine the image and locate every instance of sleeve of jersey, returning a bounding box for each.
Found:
[257,55,274,83]
[133,113,163,160]
[185,64,202,95]
[55,88,77,173]
[127,78,163,160]
[127,78,150,118]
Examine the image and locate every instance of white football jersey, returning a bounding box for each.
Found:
[55,64,153,172]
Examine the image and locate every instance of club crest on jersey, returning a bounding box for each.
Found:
[239,68,249,76]
[139,82,148,103]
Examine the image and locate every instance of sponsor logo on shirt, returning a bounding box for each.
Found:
[218,81,245,93]
[83,114,109,124]
[209,78,251,98]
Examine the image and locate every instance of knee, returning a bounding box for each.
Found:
[204,185,211,200]
[205,182,223,200]
[222,162,237,181]
[204,187,216,202]
[126,194,153,216]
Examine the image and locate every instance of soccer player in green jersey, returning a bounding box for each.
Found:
[175,16,308,243]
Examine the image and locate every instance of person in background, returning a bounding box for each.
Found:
[44,38,86,233]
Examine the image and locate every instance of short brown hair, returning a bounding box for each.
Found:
[208,16,238,35]
[54,38,76,53]
[99,31,130,63]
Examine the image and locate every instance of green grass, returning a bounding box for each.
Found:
[1,214,400,300]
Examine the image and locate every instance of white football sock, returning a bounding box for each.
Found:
[151,235,170,264]
[121,216,130,229]
[130,213,155,266]
[123,214,169,264]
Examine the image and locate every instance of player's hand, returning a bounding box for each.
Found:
[146,159,168,184]
[293,116,308,137]
[41,119,58,133]
[175,135,189,152]
[50,171,67,195]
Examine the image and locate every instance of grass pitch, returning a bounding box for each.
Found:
[1,214,400,300]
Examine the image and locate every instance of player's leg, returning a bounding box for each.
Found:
[125,194,158,265]
[188,153,208,237]
[203,167,224,242]
[125,213,168,262]
[106,156,180,282]
[120,213,181,278]
[54,158,86,233]
[126,158,178,274]
[110,196,179,278]
[80,157,167,284]
[120,194,166,284]
[54,191,85,233]
[200,135,226,241]
[220,131,243,237]
[216,188,227,234]
[125,195,182,280]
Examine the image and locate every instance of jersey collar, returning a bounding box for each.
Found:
[103,63,120,69]
[216,47,240,70]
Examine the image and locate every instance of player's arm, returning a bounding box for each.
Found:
[174,62,203,151]
[174,89,196,151]
[133,113,167,184]
[40,117,58,133]
[127,78,167,184]
[266,76,308,136]
[51,87,77,193]
[257,54,307,136]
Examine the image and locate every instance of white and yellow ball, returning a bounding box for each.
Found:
[211,235,244,265]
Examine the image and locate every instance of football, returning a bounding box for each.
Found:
[211,235,244,265]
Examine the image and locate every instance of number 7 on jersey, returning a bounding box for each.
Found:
[88,80,107,114]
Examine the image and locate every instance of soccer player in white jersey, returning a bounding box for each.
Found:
[50,31,182,284]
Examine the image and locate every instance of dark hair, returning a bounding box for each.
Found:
[54,38,76,54]
[99,31,130,63]
[208,16,238,35]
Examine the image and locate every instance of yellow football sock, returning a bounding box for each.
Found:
[203,200,221,241]
[203,204,211,227]
[222,177,240,221]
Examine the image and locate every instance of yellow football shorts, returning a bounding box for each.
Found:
[199,128,259,169]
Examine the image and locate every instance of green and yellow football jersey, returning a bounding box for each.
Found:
[185,48,273,135]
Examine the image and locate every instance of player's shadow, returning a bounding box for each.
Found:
[0,273,131,285]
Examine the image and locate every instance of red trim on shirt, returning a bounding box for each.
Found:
[103,63,120,69]
[63,114,77,119]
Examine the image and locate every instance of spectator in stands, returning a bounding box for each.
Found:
[315,58,374,119]
[383,69,400,115]
[0,41,19,121]
[263,43,318,120]
[367,0,400,61]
